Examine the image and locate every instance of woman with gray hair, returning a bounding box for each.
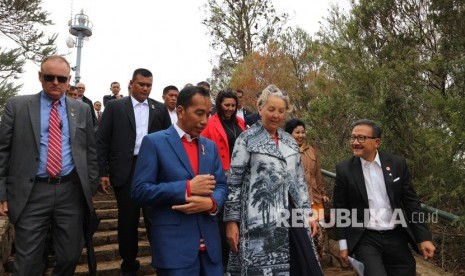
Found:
[224,85,323,275]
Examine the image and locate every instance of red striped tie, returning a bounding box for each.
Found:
[46,100,62,177]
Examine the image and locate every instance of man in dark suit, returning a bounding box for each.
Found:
[103,81,124,106]
[333,119,435,276]
[132,86,227,275]
[235,89,251,120]
[76,82,98,127]
[0,55,99,275]
[97,68,171,275]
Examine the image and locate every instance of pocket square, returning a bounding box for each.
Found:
[393,177,400,182]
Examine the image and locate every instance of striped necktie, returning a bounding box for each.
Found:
[46,100,62,177]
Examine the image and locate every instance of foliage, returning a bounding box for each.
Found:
[229,42,295,111]
[310,0,465,206]
[0,0,57,112]
[229,30,333,117]
[202,0,288,92]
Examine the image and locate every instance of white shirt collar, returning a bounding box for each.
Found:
[131,96,148,107]
[173,123,196,142]
[360,150,381,167]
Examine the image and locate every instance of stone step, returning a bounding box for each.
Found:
[98,218,145,231]
[93,228,147,246]
[94,191,116,201]
[75,255,155,276]
[96,208,118,220]
[0,218,14,275]
[79,240,151,264]
[93,200,117,210]
[323,267,357,276]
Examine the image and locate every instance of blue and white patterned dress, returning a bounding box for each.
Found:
[224,122,322,275]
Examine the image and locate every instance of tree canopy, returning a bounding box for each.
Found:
[202,0,287,92]
[0,0,57,112]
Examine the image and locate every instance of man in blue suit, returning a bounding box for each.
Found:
[132,85,228,276]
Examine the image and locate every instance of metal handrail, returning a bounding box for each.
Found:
[321,169,460,223]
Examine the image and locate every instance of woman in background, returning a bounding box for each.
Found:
[285,118,329,259]
[201,89,246,268]
[202,89,246,171]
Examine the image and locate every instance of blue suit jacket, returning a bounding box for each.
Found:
[132,125,228,269]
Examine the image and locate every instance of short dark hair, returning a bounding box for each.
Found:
[215,90,238,119]
[236,89,244,96]
[132,68,152,81]
[197,81,210,89]
[163,85,179,95]
[284,118,306,134]
[177,86,210,109]
[352,119,382,138]
[110,81,120,86]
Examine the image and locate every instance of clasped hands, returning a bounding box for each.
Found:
[172,174,216,214]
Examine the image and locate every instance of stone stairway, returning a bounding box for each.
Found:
[74,189,155,275]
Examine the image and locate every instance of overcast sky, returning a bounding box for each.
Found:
[14,0,350,103]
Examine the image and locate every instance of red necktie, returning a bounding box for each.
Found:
[97,111,101,123]
[46,100,62,177]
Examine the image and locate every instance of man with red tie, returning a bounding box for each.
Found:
[0,55,99,275]
[132,85,228,275]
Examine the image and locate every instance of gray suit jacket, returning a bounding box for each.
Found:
[0,92,99,223]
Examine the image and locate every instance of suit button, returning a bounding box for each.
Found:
[35,157,39,161]
[30,178,34,182]
[221,155,225,158]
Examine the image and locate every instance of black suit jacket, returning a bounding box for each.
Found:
[245,112,260,127]
[82,95,98,127]
[242,108,252,118]
[103,94,124,106]
[97,96,171,187]
[333,151,432,254]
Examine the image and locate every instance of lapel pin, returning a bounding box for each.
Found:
[70,112,75,117]
[151,104,155,109]
[201,144,205,155]
[386,166,391,171]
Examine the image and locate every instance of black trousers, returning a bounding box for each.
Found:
[353,227,416,276]
[113,157,153,273]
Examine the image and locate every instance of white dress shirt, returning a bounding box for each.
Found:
[131,96,149,155]
[236,108,244,120]
[168,108,177,125]
[361,152,395,230]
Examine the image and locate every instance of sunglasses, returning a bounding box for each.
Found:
[42,74,69,83]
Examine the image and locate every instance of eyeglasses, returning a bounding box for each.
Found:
[42,74,69,83]
[348,135,378,143]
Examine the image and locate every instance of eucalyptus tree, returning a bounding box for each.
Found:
[0,0,57,112]
[202,0,288,90]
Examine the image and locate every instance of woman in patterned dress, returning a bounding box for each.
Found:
[224,85,324,276]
